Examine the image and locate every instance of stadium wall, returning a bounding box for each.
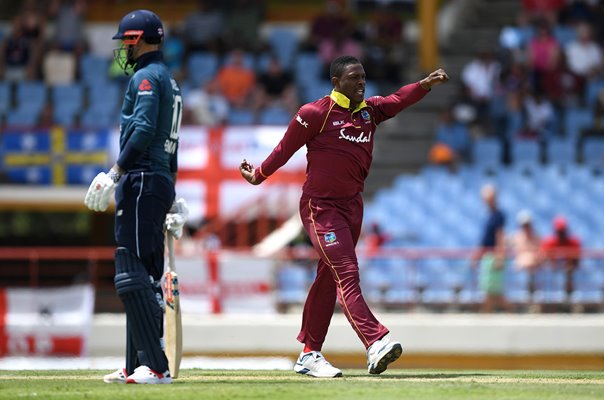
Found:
[90,313,604,370]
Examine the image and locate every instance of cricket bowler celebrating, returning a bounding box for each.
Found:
[240,55,448,377]
[84,9,187,384]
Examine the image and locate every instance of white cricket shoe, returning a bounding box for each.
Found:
[103,368,128,384]
[367,333,402,374]
[126,365,172,384]
[294,351,342,378]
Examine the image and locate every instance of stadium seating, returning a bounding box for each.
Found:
[510,140,541,169]
[52,84,85,127]
[257,105,291,125]
[275,263,309,310]
[227,108,256,125]
[581,137,604,167]
[546,139,576,166]
[472,138,502,170]
[266,27,299,70]
[187,52,220,87]
[79,54,111,85]
[564,107,593,140]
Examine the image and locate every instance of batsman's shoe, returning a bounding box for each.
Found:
[103,368,128,384]
[294,351,342,378]
[367,333,402,375]
[126,365,172,384]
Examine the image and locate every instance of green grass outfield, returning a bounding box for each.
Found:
[1,369,603,400]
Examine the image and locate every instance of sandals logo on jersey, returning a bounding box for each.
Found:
[138,79,153,95]
[324,232,339,247]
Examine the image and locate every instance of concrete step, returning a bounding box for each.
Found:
[379,111,439,138]
[444,28,502,55]
[469,1,520,27]
[373,135,434,167]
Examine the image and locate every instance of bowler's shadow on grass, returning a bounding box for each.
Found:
[345,372,491,380]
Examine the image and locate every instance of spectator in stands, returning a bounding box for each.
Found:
[253,55,299,117]
[362,3,406,85]
[580,87,604,142]
[522,0,565,24]
[541,215,582,299]
[182,0,225,57]
[432,107,472,163]
[0,18,39,81]
[564,22,602,87]
[162,24,186,80]
[526,20,561,92]
[498,10,533,65]
[471,184,508,313]
[215,48,256,109]
[509,210,542,297]
[222,0,265,53]
[522,89,555,140]
[47,0,88,57]
[184,80,229,126]
[304,0,355,52]
[364,222,390,258]
[461,50,501,128]
[18,0,47,45]
[0,0,46,82]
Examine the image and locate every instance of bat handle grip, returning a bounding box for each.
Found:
[167,233,176,272]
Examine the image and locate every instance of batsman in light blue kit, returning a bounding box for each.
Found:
[84,9,187,384]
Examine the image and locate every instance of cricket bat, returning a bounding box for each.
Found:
[164,234,182,378]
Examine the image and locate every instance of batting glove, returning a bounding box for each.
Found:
[165,198,189,239]
[84,169,120,212]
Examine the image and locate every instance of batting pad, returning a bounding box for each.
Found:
[115,247,169,373]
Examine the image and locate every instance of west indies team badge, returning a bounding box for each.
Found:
[361,110,371,121]
[324,232,339,246]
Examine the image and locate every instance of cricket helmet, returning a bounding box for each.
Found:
[112,9,164,45]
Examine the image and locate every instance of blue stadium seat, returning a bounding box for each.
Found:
[383,260,419,306]
[553,25,576,47]
[564,107,593,139]
[472,138,502,170]
[16,81,47,113]
[533,268,567,305]
[52,84,84,126]
[365,81,379,98]
[585,79,604,108]
[187,52,219,87]
[257,105,291,125]
[79,54,111,84]
[6,108,40,127]
[302,80,332,104]
[276,264,309,306]
[227,108,255,125]
[419,259,458,305]
[87,82,121,111]
[80,108,118,128]
[294,53,323,86]
[582,137,604,167]
[546,139,576,166]
[571,267,604,306]
[504,266,531,305]
[510,140,540,168]
[267,27,299,69]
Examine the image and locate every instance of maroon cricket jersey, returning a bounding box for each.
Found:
[254,83,429,198]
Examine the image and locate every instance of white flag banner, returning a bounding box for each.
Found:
[0,284,95,356]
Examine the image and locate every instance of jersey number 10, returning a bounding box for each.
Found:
[165,94,182,154]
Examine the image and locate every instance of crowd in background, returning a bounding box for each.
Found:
[430,0,604,168]
[0,0,412,128]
